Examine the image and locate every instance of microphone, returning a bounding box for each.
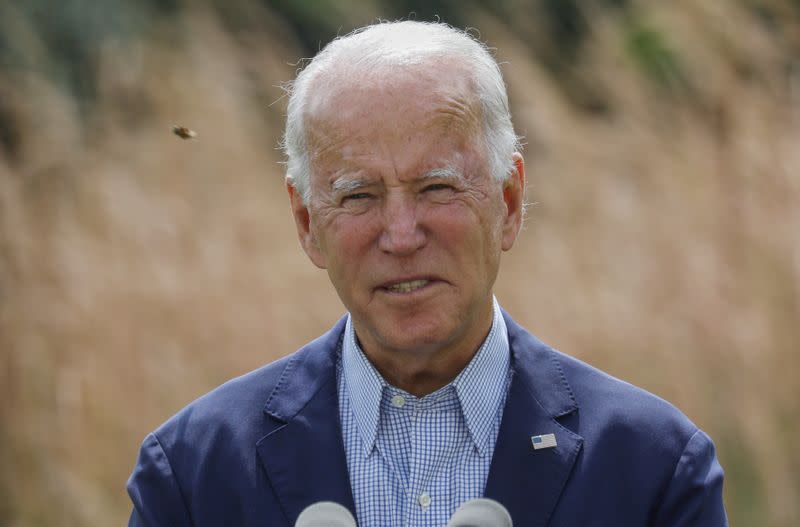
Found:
[446,498,513,527]
[295,501,357,527]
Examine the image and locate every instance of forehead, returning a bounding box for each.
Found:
[304,62,484,172]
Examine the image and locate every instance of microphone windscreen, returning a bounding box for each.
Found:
[446,498,513,527]
[295,501,357,527]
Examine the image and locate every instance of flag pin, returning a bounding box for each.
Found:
[531,433,557,450]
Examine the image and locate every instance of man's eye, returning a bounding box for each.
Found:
[342,192,372,203]
[345,193,371,200]
[423,184,453,192]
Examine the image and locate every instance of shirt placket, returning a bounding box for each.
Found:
[407,393,457,527]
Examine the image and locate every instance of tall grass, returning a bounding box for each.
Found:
[1,1,798,525]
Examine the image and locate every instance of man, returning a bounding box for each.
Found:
[127,21,727,526]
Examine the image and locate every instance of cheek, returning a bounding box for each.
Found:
[427,201,503,269]
[319,214,380,268]
[426,203,485,253]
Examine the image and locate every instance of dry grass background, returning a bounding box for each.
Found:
[0,1,798,525]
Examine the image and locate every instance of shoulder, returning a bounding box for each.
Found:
[147,316,347,455]
[157,353,292,438]
[555,349,698,443]
[505,312,700,456]
[550,349,727,524]
[126,318,348,524]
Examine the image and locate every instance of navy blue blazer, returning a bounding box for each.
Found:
[127,313,727,526]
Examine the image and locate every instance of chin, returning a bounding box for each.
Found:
[374,316,460,354]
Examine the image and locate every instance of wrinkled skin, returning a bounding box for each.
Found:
[288,62,525,395]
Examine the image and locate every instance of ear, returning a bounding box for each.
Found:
[500,153,526,251]
[287,179,327,269]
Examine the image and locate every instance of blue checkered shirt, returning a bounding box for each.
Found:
[337,298,511,527]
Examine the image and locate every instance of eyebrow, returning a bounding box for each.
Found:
[330,177,370,195]
[420,167,466,185]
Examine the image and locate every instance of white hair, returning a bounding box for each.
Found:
[282,20,521,203]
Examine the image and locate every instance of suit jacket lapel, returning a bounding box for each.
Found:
[255,318,356,525]
[484,314,584,526]
[254,313,583,526]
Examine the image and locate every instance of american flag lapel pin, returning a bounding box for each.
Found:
[531,433,558,450]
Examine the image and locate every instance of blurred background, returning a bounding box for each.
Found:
[1,0,798,525]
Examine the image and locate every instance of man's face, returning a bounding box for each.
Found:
[289,64,524,367]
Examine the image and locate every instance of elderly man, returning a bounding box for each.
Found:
[127,21,727,526]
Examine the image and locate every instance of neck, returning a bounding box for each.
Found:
[372,355,477,397]
[356,312,494,397]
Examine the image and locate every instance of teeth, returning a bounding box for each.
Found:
[387,279,429,293]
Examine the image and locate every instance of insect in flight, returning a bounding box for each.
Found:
[172,125,197,140]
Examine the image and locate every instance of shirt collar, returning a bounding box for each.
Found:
[341,315,385,456]
[341,297,510,457]
[451,298,510,456]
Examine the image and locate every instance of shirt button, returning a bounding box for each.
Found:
[418,493,431,508]
[391,395,406,408]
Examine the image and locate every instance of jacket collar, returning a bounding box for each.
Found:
[483,311,583,526]
[256,311,583,526]
[256,317,356,525]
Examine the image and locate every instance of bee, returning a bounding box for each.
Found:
[172,125,197,140]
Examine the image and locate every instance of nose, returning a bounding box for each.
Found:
[377,192,426,256]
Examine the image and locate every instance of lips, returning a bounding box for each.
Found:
[386,279,429,293]
[378,276,441,294]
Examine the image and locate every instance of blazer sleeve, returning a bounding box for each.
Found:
[127,433,193,527]
[652,429,728,526]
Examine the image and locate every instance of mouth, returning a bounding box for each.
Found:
[384,279,430,294]
[378,277,441,295]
